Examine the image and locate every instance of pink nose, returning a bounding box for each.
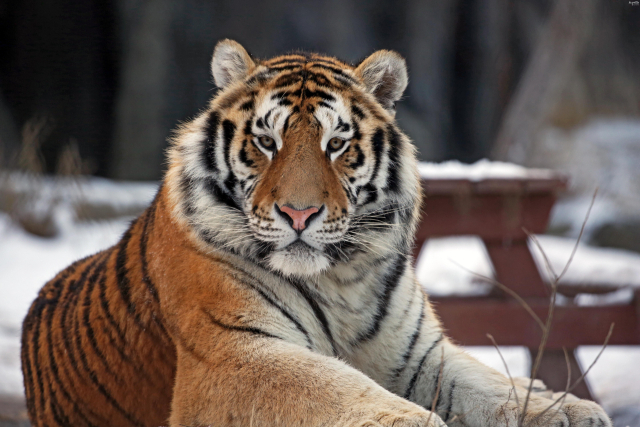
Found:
[278,205,320,231]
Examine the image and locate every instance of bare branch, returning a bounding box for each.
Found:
[557,188,598,282]
[524,229,558,283]
[487,334,521,415]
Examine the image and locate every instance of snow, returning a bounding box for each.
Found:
[417,159,559,181]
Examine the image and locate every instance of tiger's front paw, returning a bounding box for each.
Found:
[561,399,612,427]
[519,395,611,427]
[353,411,446,427]
[345,395,446,427]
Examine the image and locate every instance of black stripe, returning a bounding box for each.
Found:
[308,63,357,83]
[352,120,362,141]
[302,88,335,102]
[114,223,167,346]
[264,109,273,127]
[370,127,385,181]
[205,311,282,340]
[349,144,365,169]
[351,105,366,120]
[46,273,103,427]
[308,57,344,67]
[289,279,337,355]
[115,226,143,323]
[58,259,98,405]
[444,380,456,422]
[385,124,401,193]
[268,64,303,72]
[20,321,36,421]
[139,200,160,302]
[225,263,313,349]
[273,72,303,88]
[239,99,254,111]
[72,290,144,426]
[97,254,162,388]
[203,177,242,211]
[243,119,253,136]
[53,258,126,425]
[47,387,71,427]
[82,254,119,379]
[202,111,220,173]
[356,254,407,342]
[336,116,350,132]
[222,119,238,194]
[394,294,425,377]
[268,56,307,66]
[22,265,75,421]
[307,72,333,88]
[282,115,291,136]
[404,334,444,399]
[318,101,334,110]
[434,361,446,411]
[239,140,255,167]
[179,173,197,217]
[29,297,47,421]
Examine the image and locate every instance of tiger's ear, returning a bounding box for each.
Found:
[355,50,408,111]
[211,39,255,89]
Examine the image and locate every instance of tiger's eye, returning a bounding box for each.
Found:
[258,136,275,149]
[329,137,345,151]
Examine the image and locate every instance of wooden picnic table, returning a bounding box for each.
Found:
[414,170,640,400]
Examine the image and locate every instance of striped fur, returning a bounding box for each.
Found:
[22,40,611,427]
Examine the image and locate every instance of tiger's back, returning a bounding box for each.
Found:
[21,203,176,426]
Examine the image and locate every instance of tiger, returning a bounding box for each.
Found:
[21,39,611,427]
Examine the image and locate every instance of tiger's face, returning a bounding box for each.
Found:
[168,40,421,278]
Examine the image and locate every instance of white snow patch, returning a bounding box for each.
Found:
[418,159,559,181]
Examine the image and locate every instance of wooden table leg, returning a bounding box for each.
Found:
[484,239,548,298]
[529,348,594,400]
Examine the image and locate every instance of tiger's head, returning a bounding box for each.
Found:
[167,40,421,278]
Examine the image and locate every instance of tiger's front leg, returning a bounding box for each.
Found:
[169,329,446,427]
[395,290,611,427]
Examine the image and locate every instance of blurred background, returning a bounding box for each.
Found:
[0,0,637,180]
[1,0,640,426]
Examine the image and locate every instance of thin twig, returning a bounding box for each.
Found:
[557,188,598,282]
[487,334,521,415]
[520,250,558,426]
[524,230,558,283]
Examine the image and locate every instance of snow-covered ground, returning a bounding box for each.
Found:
[0,172,639,424]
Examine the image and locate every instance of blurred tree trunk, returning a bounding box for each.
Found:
[110,0,173,181]
[491,0,598,162]
[450,0,512,161]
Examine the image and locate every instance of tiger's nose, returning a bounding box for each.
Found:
[275,204,323,232]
